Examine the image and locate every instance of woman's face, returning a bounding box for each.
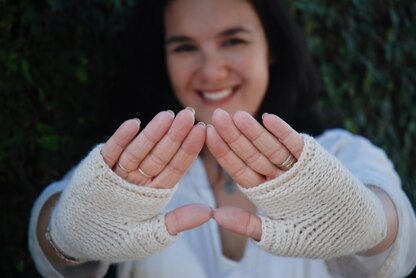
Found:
[164,0,270,123]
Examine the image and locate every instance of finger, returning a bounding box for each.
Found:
[262,113,304,159]
[151,122,205,188]
[213,206,262,241]
[114,111,174,178]
[139,107,195,178]
[206,124,264,187]
[165,204,213,235]
[211,109,278,179]
[233,111,290,174]
[101,119,141,168]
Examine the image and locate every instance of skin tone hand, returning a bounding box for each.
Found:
[206,108,398,255]
[206,108,304,241]
[38,108,213,267]
[100,107,212,236]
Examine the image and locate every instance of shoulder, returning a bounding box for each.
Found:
[316,128,372,150]
[315,128,386,159]
[314,128,401,189]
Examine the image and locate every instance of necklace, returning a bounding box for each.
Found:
[214,166,235,194]
[223,172,235,194]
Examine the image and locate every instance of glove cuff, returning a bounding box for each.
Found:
[50,144,177,261]
[241,135,387,259]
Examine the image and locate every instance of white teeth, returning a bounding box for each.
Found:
[201,89,233,101]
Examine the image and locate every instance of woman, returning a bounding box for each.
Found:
[29,0,416,277]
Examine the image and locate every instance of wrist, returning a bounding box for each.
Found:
[45,220,83,265]
[37,193,83,266]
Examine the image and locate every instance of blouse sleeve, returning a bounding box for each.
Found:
[28,168,111,278]
[317,129,416,278]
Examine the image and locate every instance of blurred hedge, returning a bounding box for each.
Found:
[0,0,415,276]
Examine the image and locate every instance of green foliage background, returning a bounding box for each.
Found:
[0,0,415,276]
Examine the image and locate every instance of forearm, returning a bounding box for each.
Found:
[36,193,83,268]
[360,184,398,256]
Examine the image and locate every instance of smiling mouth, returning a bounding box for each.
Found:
[198,87,237,102]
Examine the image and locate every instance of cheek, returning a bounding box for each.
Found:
[167,57,196,91]
[166,60,192,109]
[231,47,269,84]
[245,55,269,91]
[167,60,187,100]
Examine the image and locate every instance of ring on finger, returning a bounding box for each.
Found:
[118,162,134,173]
[277,153,297,171]
[138,167,153,179]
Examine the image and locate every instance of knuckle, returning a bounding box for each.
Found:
[215,147,231,160]
[142,130,160,144]
[124,148,140,164]
[280,130,293,143]
[251,129,265,143]
[269,148,285,163]
[245,151,262,165]
[111,134,126,148]
[150,152,168,168]
[227,132,242,144]
[231,165,247,180]
[179,144,195,157]
[166,163,184,177]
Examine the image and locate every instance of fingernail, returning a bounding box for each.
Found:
[167,110,175,118]
[197,122,206,127]
[214,108,225,114]
[210,207,215,217]
[262,112,269,120]
[186,106,195,115]
[206,124,213,129]
[133,118,141,126]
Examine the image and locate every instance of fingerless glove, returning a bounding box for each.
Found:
[240,135,387,259]
[49,145,177,262]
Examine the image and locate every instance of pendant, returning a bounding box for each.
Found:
[224,175,235,194]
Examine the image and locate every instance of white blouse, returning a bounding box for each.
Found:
[29,129,416,277]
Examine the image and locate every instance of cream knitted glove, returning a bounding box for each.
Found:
[240,135,387,259]
[48,145,177,263]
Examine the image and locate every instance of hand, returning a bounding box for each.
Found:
[49,108,212,263]
[101,107,212,235]
[207,109,387,258]
[206,108,304,240]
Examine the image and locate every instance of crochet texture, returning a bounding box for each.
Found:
[50,145,177,262]
[240,135,387,259]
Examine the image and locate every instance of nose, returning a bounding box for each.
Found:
[198,49,228,84]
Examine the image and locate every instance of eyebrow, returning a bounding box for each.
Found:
[165,26,251,46]
[220,27,251,37]
[165,35,192,46]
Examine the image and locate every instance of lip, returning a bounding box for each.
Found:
[196,86,239,106]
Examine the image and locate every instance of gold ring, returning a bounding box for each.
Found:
[138,167,152,178]
[277,153,297,171]
[117,162,133,173]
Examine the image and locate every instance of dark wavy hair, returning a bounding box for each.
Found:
[111,0,325,136]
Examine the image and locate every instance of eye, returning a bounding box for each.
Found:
[173,44,197,53]
[223,38,246,47]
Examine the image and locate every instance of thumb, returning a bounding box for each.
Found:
[165,204,213,235]
[213,206,262,241]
